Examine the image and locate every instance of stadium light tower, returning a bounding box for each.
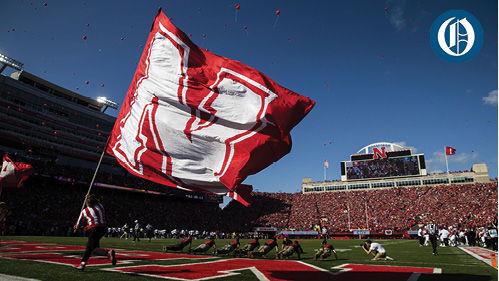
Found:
[96,96,118,113]
[0,53,23,74]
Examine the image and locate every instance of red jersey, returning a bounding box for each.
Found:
[76,203,106,231]
[180,237,192,245]
[230,239,239,247]
[265,239,277,248]
[249,239,260,247]
[323,243,334,250]
[204,239,215,247]
[293,243,303,253]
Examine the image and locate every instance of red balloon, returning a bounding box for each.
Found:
[234,3,240,10]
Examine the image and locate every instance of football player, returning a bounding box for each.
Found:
[315,239,338,260]
[215,237,240,255]
[281,237,293,250]
[250,237,278,258]
[191,237,216,254]
[163,236,192,252]
[234,237,260,257]
[277,240,303,259]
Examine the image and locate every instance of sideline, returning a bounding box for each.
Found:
[458,246,496,267]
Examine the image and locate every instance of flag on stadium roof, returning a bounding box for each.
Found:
[106,9,315,206]
[445,146,456,155]
[0,154,33,189]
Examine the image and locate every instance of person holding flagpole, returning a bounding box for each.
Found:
[73,195,117,271]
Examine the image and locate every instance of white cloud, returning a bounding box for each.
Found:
[482,90,498,106]
[393,141,418,153]
[426,150,478,172]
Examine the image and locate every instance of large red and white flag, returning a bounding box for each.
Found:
[445,146,456,155]
[0,154,33,188]
[106,10,315,206]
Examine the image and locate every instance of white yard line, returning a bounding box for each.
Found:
[0,274,40,281]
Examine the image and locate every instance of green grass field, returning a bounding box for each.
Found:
[0,236,496,281]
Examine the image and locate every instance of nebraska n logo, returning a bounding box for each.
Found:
[372,147,387,159]
[112,22,276,188]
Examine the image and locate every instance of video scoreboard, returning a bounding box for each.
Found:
[340,143,427,181]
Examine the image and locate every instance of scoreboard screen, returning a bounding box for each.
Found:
[345,155,420,180]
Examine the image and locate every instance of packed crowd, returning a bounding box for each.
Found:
[1,170,497,237]
[222,182,497,233]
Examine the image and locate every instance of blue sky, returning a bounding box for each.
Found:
[1,0,497,193]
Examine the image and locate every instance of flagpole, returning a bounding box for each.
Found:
[75,136,110,227]
[444,147,450,183]
[323,164,326,181]
[347,203,351,231]
[365,202,369,230]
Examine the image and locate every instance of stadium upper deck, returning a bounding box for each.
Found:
[0,58,221,203]
[0,68,116,169]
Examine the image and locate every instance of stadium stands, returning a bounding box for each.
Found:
[1,155,497,236]
[223,183,497,233]
[3,175,222,236]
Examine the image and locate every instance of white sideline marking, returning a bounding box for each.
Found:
[0,274,40,281]
[433,268,442,274]
[458,247,495,267]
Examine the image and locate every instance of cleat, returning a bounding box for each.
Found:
[75,262,86,271]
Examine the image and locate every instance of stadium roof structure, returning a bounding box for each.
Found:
[9,70,107,113]
[356,142,409,154]
[0,53,23,74]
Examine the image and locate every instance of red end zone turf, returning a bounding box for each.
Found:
[0,244,86,253]
[0,240,442,281]
[105,259,335,281]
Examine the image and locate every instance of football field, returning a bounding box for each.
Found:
[0,236,496,281]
